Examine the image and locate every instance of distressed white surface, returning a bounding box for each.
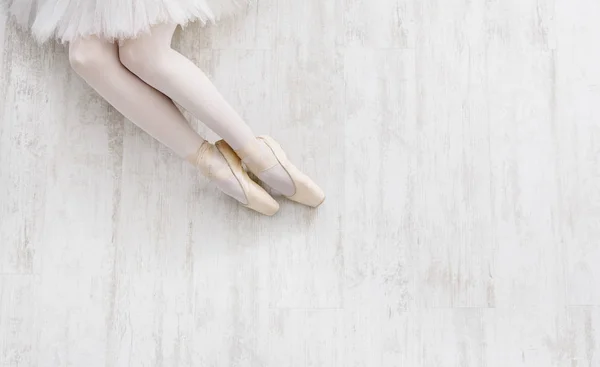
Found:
[1,0,599,366]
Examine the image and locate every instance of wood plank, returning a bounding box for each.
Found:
[0,275,35,367]
[555,0,600,306]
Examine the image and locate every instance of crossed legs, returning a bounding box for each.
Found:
[69,24,296,200]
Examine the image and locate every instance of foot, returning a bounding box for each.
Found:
[234,137,325,208]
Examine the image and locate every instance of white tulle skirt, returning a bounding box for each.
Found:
[4,0,248,43]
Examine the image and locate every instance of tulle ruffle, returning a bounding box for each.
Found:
[4,0,249,43]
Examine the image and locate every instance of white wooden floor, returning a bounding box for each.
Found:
[1,0,599,366]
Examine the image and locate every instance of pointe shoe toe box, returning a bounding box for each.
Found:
[257,136,326,208]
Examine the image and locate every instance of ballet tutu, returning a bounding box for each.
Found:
[3,0,249,43]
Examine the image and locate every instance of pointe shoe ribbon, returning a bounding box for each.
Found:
[190,141,233,180]
[234,141,278,173]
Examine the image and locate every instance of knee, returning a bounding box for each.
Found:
[119,42,161,79]
[69,39,113,74]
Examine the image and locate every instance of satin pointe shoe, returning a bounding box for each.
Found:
[189,141,280,216]
[234,136,326,208]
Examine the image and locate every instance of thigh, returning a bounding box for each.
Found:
[120,24,178,51]
[69,36,120,67]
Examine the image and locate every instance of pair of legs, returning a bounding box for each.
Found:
[68,23,295,202]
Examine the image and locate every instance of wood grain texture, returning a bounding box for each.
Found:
[1,0,599,366]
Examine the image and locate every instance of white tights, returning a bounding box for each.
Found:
[68,24,295,199]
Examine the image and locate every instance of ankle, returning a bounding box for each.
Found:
[234,138,278,174]
[186,141,211,166]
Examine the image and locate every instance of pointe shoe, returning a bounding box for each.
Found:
[234,136,326,208]
[190,141,279,216]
